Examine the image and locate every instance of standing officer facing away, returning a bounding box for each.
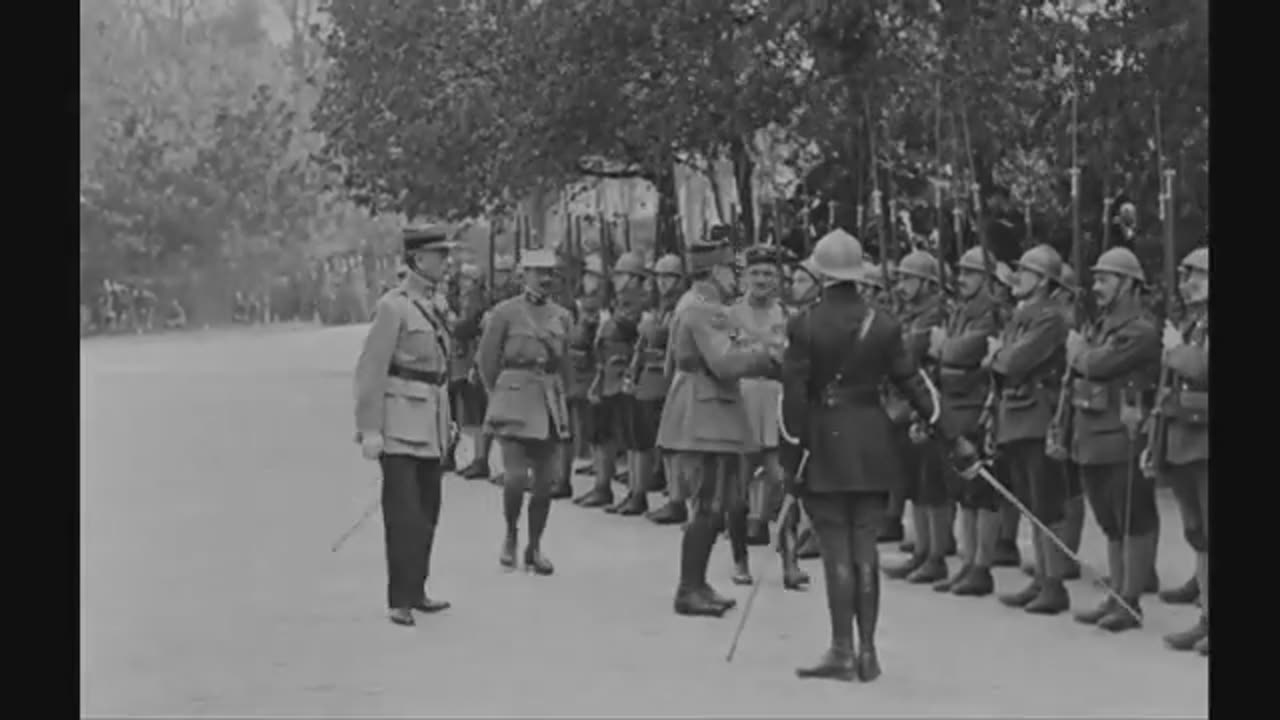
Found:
[353,225,458,627]
[783,230,971,682]
[476,250,573,576]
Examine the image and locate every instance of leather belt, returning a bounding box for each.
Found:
[389,365,447,385]
[819,385,881,408]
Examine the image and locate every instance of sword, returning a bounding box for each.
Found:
[726,450,808,663]
[971,464,1142,623]
[330,491,381,553]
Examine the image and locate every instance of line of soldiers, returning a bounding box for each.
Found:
[352,220,1209,671]
[83,279,166,334]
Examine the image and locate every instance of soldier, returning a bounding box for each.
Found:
[657,237,778,618]
[986,244,1073,614]
[883,250,953,583]
[476,249,573,575]
[1147,247,1209,656]
[928,246,1003,597]
[1068,247,1162,632]
[562,254,607,499]
[613,252,686,515]
[989,259,1025,569]
[449,263,488,475]
[353,226,457,627]
[599,252,653,513]
[783,230,972,681]
[575,252,645,508]
[727,245,790,583]
[493,255,522,303]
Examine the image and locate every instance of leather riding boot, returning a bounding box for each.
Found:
[646,499,688,525]
[617,491,649,516]
[1025,527,1071,615]
[549,442,574,499]
[674,517,726,617]
[953,509,999,597]
[940,502,958,557]
[728,509,753,585]
[1159,575,1201,605]
[795,647,857,681]
[906,507,949,584]
[879,516,906,544]
[499,529,518,569]
[993,503,1021,567]
[935,508,976,592]
[886,505,929,579]
[1075,541,1124,624]
[1164,615,1209,651]
[1062,495,1085,579]
[1098,534,1152,632]
[462,434,492,479]
[1000,529,1045,608]
[854,563,882,682]
[574,447,615,508]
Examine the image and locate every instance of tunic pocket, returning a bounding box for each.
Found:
[384,381,440,444]
[485,376,530,431]
[1174,390,1209,425]
[1071,378,1111,412]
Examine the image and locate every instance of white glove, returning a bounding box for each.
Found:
[1162,322,1182,351]
[360,432,384,461]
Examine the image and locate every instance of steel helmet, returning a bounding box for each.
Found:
[1091,246,1146,284]
[957,246,995,274]
[583,253,604,276]
[1057,263,1080,294]
[1017,244,1063,281]
[896,250,940,284]
[857,263,887,290]
[520,249,559,270]
[653,253,684,276]
[613,251,647,276]
[810,228,864,282]
[1180,247,1209,273]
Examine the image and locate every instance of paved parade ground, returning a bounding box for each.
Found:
[81,324,1209,717]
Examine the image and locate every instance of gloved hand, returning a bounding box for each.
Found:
[908,421,931,445]
[1120,403,1144,436]
[360,432,384,461]
[951,435,983,481]
[1139,447,1156,480]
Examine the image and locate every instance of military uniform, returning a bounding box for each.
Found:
[449,266,489,474]
[477,250,573,575]
[615,253,685,516]
[565,289,603,485]
[646,284,701,526]
[1154,247,1210,655]
[989,245,1072,614]
[595,253,650,512]
[657,240,776,618]
[353,226,457,626]
[883,251,952,583]
[1068,248,1162,632]
[783,230,966,682]
[1045,263,1088,580]
[931,247,1004,597]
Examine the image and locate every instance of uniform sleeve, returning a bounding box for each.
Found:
[557,308,574,388]
[938,309,1000,368]
[353,295,400,438]
[903,303,944,361]
[476,302,509,392]
[687,304,771,381]
[1164,344,1208,383]
[886,317,953,439]
[991,308,1067,380]
[1071,320,1161,381]
[780,313,811,442]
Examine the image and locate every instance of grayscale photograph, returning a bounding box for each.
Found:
[80,0,1209,716]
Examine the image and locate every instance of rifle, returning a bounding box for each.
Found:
[1047,85,1087,461]
[934,80,949,291]
[1144,103,1178,479]
[486,218,497,306]
[867,99,891,293]
[957,105,994,278]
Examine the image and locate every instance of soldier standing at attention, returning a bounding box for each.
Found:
[728,245,791,582]
[466,255,523,484]
[614,253,686,516]
[353,225,458,627]
[783,230,972,682]
[990,260,1025,569]
[988,245,1072,614]
[928,246,1003,597]
[1069,247,1162,632]
[560,255,606,499]
[601,252,653,513]
[448,263,488,474]
[576,252,646,509]
[1148,247,1209,656]
[658,237,778,618]
[476,250,573,575]
[883,250,952,583]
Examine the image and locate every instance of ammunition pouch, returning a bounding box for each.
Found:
[1070,378,1112,413]
[1162,388,1209,425]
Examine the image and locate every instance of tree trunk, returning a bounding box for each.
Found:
[651,163,681,257]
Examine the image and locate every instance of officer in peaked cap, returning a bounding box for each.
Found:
[476,249,574,577]
[353,224,459,627]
